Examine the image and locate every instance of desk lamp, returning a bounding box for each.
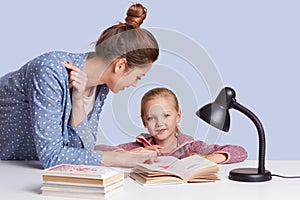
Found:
[195,87,272,182]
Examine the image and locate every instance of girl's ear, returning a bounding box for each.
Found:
[176,109,182,123]
[113,58,127,73]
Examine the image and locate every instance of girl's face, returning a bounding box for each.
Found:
[143,96,181,143]
[110,63,152,93]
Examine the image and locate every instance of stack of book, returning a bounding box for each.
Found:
[40,164,124,199]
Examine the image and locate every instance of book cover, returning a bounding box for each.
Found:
[42,164,121,179]
[41,164,124,187]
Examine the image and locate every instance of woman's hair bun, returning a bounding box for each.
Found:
[125,3,147,28]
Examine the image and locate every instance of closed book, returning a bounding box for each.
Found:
[41,184,123,200]
[41,164,124,187]
[41,179,124,193]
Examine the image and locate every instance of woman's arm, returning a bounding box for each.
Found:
[27,59,100,168]
[102,149,158,167]
[63,62,107,151]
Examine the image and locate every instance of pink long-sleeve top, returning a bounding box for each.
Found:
[94,132,248,164]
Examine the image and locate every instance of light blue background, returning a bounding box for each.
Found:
[1,0,299,160]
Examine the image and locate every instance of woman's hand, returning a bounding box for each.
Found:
[63,61,88,101]
[102,149,158,167]
[63,61,88,127]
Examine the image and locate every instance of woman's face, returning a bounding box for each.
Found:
[143,96,181,143]
[110,63,152,93]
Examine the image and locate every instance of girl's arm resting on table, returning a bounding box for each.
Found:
[204,153,228,164]
[189,152,228,164]
[191,141,248,164]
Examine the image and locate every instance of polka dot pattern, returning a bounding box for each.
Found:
[0,51,109,168]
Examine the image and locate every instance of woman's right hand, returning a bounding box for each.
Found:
[63,61,88,127]
[102,149,158,167]
[63,61,88,101]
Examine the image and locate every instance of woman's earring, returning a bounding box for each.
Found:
[175,132,178,138]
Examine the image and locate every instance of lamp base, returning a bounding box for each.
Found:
[229,168,272,182]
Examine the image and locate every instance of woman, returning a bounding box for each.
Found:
[0,3,159,168]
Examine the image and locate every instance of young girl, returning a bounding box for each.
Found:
[0,3,158,168]
[96,87,248,164]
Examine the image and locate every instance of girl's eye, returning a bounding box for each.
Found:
[164,114,170,118]
[136,76,141,81]
[147,117,154,121]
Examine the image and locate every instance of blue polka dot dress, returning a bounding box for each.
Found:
[0,51,109,168]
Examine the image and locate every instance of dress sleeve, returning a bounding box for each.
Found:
[70,117,97,151]
[117,142,143,150]
[190,140,248,164]
[73,85,109,151]
[94,144,121,151]
[27,62,101,168]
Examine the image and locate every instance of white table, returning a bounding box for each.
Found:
[1,160,300,200]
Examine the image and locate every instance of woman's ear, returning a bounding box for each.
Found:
[113,58,127,73]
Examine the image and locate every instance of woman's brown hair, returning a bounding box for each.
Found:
[95,3,159,69]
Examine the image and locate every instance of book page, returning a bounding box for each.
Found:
[129,171,184,185]
[167,155,218,180]
[133,156,178,172]
[153,156,179,168]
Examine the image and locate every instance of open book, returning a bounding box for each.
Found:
[129,155,220,185]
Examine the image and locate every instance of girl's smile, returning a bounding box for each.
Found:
[156,128,167,135]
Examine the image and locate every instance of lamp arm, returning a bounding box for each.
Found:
[232,101,266,174]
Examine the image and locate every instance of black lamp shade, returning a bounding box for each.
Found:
[195,103,230,132]
[196,87,236,132]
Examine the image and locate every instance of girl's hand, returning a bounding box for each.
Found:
[63,61,88,101]
[144,145,164,156]
[188,152,227,164]
[204,153,227,164]
[130,146,164,156]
